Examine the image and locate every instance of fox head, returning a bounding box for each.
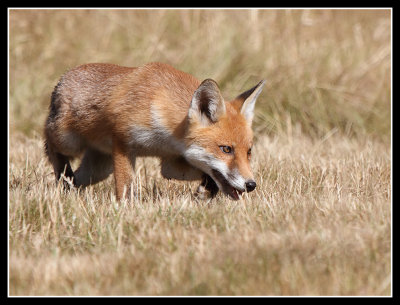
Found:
[184,79,266,200]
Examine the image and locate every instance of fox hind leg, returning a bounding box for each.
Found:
[44,140,75,188]
[74,148,113,187]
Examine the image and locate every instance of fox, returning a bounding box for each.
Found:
[44,62,265,201]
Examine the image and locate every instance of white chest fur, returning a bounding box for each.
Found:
[128,105,185,157]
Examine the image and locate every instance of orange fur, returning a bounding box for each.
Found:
[44,62,264,200]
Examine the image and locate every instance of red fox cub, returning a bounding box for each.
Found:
[44,62,265,200]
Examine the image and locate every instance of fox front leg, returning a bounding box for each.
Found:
[195,174,219,199]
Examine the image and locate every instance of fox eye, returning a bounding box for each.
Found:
[247,148,252,158]
[219,145,233,154]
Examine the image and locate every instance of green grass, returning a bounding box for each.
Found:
[9,9,391,296]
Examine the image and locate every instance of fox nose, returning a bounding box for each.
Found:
[245,180,256,192]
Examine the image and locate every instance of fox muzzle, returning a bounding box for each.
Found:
[245,180,256,192]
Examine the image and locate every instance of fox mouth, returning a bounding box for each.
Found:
[211,169,244,200]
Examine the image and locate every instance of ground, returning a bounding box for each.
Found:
[9,131,391,295]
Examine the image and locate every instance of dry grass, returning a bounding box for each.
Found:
[9,9,391,296]
[9,131,391,295]
[9,9,391,140]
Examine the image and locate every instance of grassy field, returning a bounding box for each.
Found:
[9,9,391,296]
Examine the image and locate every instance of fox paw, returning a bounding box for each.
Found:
[195,185,214,200]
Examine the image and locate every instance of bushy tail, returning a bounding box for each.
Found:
[44,134,75,188]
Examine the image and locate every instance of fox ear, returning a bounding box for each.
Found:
[233,80,266,125]
[189,79,226,125]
